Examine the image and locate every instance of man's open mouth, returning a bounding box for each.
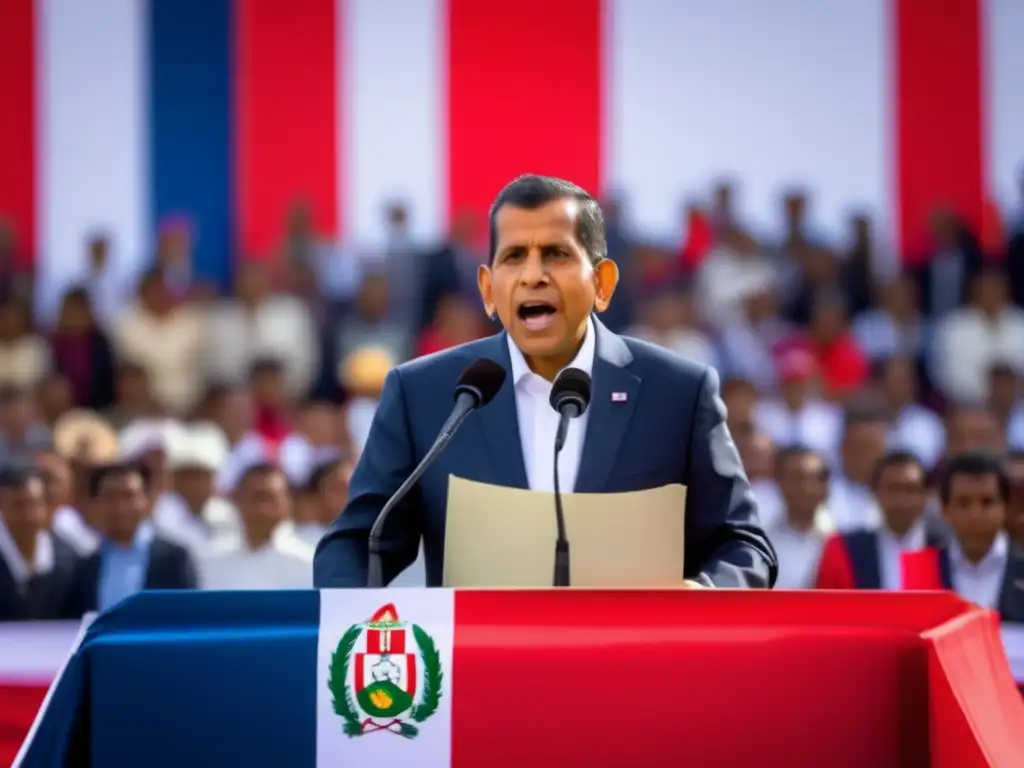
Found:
[517,302,557,331]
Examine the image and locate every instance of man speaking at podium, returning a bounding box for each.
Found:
[314,175,777,589]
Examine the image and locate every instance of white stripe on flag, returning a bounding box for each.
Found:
[317,588,454,766]
[984,0,1024,214]
[606,0,890,245]
[343,0,445,247]
[37,0,148,322]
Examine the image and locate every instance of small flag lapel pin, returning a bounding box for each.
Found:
[611,392,628,402]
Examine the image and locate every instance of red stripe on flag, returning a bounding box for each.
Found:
[447,0,603,230]
[893,0,984,263]
[0,682,47,767]
[235,0,340,259]
[0,0,36,266]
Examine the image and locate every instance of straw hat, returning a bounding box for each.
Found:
[53,410,119,464]
[339,346,395,393]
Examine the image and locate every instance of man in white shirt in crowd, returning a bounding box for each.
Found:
[765,446,833,589]
[932,266,1024,404]
[152,423,239,555]
[826,411,888,530]
[752,341,842,464]
[938,451,1013,610]
[875,356,946,470]
[199,462,313,590]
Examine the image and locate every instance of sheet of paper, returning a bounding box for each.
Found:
[443,475,687,588]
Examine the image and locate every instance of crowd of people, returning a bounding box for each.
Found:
[1,173,1024,620]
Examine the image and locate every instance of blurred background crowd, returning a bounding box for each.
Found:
[1,175,1024,613]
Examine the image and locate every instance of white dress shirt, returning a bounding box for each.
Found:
[766,508,834,589]
[876,519,927,591]
[950,532,1009,609]
[0,524,54,592]
[826,477,882,531]
[152,493,240,557]
[50,505,101,555]
[198,524,315,590]
[508,316,596,492]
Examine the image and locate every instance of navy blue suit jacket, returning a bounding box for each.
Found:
[314,319,778,589]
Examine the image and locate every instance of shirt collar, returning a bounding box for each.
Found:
[103,520,155,554]
[507,315,597,388]
[879,516,927,550]
[0,525,54,584]
[950,531,1010,573]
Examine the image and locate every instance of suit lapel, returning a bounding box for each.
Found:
[143,538,164,590]
[843,531,882,589]
[473,333,529,489]
[574,320,640,494]
[998,545,1024,620]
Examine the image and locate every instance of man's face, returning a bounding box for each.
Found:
[238,471,290,524]
[842,422,887,484]
[97,473,148,542]
[478,199,616,371]
[875,461,927,534]
[779,452,828,519]
[943,473,1006,556]
[173,467,214,510]
[0,479,47,537]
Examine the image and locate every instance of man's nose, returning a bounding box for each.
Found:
[519,250,548,285]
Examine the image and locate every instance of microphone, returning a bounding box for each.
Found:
[548,368,592,587]
[366,358,507,587]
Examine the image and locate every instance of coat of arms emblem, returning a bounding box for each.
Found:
[327,603,443,738]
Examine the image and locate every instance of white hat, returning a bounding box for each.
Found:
[118,418,188,460]
[167,422,230,472]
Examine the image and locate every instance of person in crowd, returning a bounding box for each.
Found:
[826,410,889,530]
[765,446,833,589]
[203,261,319,400]
[932,266,1024,404]
[416,293,490,358]
[802,287,869,400]
[278,398,344,488]
[103,361,158,431]
[625,286,718,370]
[49,287,116,410]
[290,458,351,546]
[874,356,945,469]
[853,274,928,364]
[939,405,1006,470]
[0,467,81,621]
[936,452,1022,616]
[816,451,936,590]
[112,268,205,417]
[752,339,842,462]
[198,462,313,590]
[0,294,51,390]
[0,386,52,467]
[1006,452,1024,548]
[339,347,394,459]
[153,423,238,555]
[337,271,410,365]
[718,287,792,392]
[912,208,984,319]
[64,463,197,616]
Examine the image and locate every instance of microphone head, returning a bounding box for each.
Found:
[550,368,592,416]
[454,359,507,407]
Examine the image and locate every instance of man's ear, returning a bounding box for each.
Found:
[592,259,620,313]
[477,264,495,317]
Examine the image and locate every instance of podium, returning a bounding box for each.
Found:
[15,589,1024,767]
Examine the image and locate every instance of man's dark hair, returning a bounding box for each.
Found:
[88,462,151,498]
[306,458,345,494]
[488,174,606,265]
[938,451,1010,504]
[842,406,888,433]
[870,450,925,489]
[248,357,284,381]
[0,465,41,491]
[235,461,285,491]
[774,445,829,482]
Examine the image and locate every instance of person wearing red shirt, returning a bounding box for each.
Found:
[804,289,869,399]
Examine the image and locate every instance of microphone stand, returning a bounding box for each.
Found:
[366,405,475,588]
[552,415,572,587]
